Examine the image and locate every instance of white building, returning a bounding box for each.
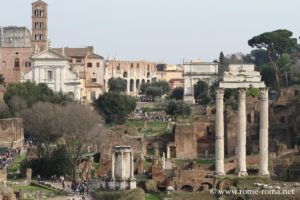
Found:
[183,60,219,103]
[22,48,81,100]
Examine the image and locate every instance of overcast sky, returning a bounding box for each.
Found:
[1,0,299,64]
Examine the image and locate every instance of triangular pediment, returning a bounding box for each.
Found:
[32,48,67,60]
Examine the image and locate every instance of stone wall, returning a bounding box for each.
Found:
[175,124,197,159]
[0,169,7,182]
[0,118,24,149]
[0,47,32,83]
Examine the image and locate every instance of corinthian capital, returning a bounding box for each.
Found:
[216,88,224,99]
[238,88,247,99]
[259,88,268,100]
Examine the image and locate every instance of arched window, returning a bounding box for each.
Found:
[14,58,20,68]
[123,72,128,78]
[117,63,120,70]
[147,72,150,78]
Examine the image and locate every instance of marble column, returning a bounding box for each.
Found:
[126,79,130,95]
[130,152,134,178]
[121,152,124,179]
[133,80,137,95]
[111,152,115,180]
[259,88,270,176]
[215,88,225,175]
[166,146,170,159]
[237,89,248,176]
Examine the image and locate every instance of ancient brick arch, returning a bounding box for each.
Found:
[197,182,213,191]
[181,185,193,192]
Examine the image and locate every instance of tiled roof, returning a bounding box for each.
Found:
[87,53,104,59]
[32,0,48,5]
[53,48,90,58]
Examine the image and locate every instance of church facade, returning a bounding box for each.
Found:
[22,48,81,101]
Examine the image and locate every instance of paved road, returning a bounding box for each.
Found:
[47,181,92,200]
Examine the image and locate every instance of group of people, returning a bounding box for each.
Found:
[0,147,21,169]
[71,179,89,195]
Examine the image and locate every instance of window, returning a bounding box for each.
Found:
[87,63,92,68]
[2,61,6,68]
[117,63,120,70]
[97,62,100,67]
[147,64,150,71]
[90,91,96,100]
[14,58,20,68]
[91,78,97,83]
[147,72,150,78]
[47,71,53,80]
[25,62,31,67]
[130,63,134,68]
[137,63,139,68]
[76,59,82,63]
[123,72,128,78]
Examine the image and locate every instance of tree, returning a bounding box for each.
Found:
[165,100,191,121]
[261,64,276,88]
[21,102,64,159]
[194,80,209,104]
[140,82,151,94]
[248,29,298,94]
[94,92,136,124]
[60,103,102,179]
[140,81,170,96]
[243,49,269,69]
[4,82,72,114]
[277,53,292,86]
[145,86,163,98]
[169,87,184,100]
[21,102,103,179]
[151,81,170,94]
[108,77,127,93]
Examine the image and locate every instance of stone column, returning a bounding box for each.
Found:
[133,80,137,95]
[237,89,248,176]
[121,152,124,179]
[111,152,115,180]
[166,146,170,159]
[259,88,270,176]
[215,88,225,175]
[126,79,130,95]
[130,152,134,178]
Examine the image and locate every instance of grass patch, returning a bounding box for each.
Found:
[146,193,160,200]
[8,153,26,174]
[11,185,53,193]
[124,120,169,135]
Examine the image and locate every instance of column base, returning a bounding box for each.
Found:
[108,179,115,190]
[119,180,126,190]
[238,171,248,176]
[258,170,270,176]
[183,95,195,104]
[214,171,225,176]
[129,179,136,189]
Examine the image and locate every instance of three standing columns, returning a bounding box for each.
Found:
[215,88,225,175]
[215,87,269,176]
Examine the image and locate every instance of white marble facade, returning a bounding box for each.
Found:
[22,48,81,101]
[183,61,219,103]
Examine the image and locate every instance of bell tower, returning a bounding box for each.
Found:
[31,0,48,52]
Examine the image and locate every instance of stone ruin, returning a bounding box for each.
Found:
[0,118,24,149]
[215,64,269,176]
[103,146,136,190]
